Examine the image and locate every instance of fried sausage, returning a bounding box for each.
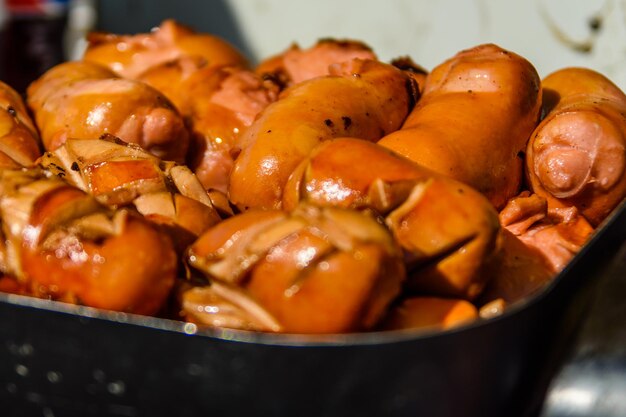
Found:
[0,81,42,169]
[526,67,626,226]
[187,204,406,333]
[498,191,594,273]
[27,61,190,163]
[0,168,177,315]
[229,58,417,210]
[255,38,377,87]
[39,136,222,253]
[379,43,542,209]
[479,192,594,305]
[478,228,554,305]
[0,275,30,296]
[83,19,249,79]
[176,280,281,332]
[284,138,501,300]
[138,57,280,193]
[379,296,478,332]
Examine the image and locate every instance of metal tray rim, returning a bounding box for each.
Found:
[1,198,624,348]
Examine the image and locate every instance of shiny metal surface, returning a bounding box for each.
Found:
[540,240,626,417]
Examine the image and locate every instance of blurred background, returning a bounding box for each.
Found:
[0,0,625,91]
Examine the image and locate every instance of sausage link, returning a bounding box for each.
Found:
[0,168,177,315]
[229,58,417,210]
[379,44,542,209]
[526,67,626,226]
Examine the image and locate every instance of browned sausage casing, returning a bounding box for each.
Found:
[27,61,190,163]
[0,169,177,315]
[229,58,417,210]
[379,43,542,209]
[479,192,594,305]
[38,136,223,253]
[526,67,626,226]
[186,204,406,333]
[0,81,42,169]
[284,138,501,300]
[379,296,478,332]
[138,57,280,193]
[83,19,249,79]
[255,38,377,87]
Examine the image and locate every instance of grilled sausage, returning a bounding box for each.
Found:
[526,67,626,226]
[256,38,377,87]
[229,58,417,210]
[39,136,222,253]
[27,61,190,163]
[379,44,542,209]
[83,19,249,79]
[284,138,501,300]
[138,57,280,193]
[186,204,406,333]
[0,168,177,315]
[0,81,42,169]
[379,296,478,332]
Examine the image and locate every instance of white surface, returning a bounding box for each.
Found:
[64,0,97,60]
[226,0,626,89]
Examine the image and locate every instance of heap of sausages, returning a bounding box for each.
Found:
[0,20,624,334]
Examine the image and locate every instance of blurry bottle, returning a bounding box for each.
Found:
[0,0,69,94]
[64,0,96,61]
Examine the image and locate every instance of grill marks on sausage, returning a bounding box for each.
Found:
[324,117,352,132]
[405,77,420,111]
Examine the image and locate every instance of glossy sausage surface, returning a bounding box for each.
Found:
[139,58,280,193]
[38,136,222,253]
[0,169,177,315]
[27,61,190,163]
[0,81,42,169]
[256,38,377,86]
[284,138,501,300]
[187,204,406,333]
[379,44,542,209]
[229,58,417,210]
[83,19,249,79]
[526,67,626,226]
